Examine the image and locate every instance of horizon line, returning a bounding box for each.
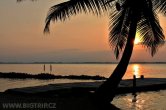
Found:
[1,62,166,64]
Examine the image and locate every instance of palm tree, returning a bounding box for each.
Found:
[18,0,165,103]
[93,0,165,103]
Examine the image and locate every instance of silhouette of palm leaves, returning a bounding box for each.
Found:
[43,0,114,33]
[109,0,164,58]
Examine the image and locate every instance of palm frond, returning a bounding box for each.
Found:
[137,5,165,56]
[152,0,166,15]
[44,0,115,33]
[109,7,130,59]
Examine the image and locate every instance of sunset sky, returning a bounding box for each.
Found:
[0,0,166,62]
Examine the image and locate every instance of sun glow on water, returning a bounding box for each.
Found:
[133,65,140,78]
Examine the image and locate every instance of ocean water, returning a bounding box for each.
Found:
[112,90,166,110]
[0,64,166,78]
[0,64,166,92]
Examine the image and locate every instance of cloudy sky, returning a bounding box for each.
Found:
[0,0,166,63]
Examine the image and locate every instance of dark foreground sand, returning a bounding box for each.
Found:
[0,78,166,110]
[0,91,119,110]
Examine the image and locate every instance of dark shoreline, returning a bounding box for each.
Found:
[4,78,166,95]
[0,72,106,80]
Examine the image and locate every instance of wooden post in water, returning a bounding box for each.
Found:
[133,75,136,93]
[50,64,52,74]
[132,75,137,102]
[43,64,46,73]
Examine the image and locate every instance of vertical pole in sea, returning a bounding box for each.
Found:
[50,64,52,74]
[133,75,136,93]
[44,64,46,73]
[132,75,137,102]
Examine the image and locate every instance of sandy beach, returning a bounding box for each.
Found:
[5,78,166,94]
[0,78,166,110]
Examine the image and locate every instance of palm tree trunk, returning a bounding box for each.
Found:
[95,14,138,103]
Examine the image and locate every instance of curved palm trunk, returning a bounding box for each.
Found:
[95,14,138,103]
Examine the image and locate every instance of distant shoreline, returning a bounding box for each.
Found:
[0,72,106,80]
[1,62,166,64]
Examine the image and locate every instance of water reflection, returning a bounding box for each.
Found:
[133,65,140,78]
[126,95,145,110]
[112,90,166,110]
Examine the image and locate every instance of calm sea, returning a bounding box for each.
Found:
[0,64,166,91]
